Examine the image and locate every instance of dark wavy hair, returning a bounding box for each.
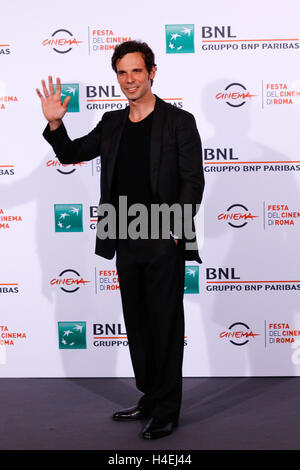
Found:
[111,40,156,85]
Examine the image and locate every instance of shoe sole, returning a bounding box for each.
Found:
[141,423,178,440]
[112,415,149,422]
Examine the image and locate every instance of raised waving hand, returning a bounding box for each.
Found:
[36,76,71,130]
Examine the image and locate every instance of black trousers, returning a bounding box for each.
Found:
[116,238,186,423]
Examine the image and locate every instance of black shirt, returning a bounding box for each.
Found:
[112,112,155,237]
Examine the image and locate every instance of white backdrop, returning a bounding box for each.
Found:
[1,0,300,377]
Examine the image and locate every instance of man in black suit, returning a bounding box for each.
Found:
[37,41,204,439]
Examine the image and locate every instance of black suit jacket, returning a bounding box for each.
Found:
[43,95,204,262]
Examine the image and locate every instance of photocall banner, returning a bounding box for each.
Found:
[1,0,300,377]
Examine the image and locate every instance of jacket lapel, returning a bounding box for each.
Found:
[150,95,166,197]
[106,106,129,199]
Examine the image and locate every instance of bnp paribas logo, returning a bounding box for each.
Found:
[54,204,83,232]
[184,266,199,294]
[165,24,195,54]
[54,83,79,112]
[58,322,87,349]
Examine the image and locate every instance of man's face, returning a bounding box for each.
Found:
[116,52,156,102]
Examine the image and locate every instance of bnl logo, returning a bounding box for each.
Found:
[58,322,87,349]
[184,266,199,294]
[54,204,83,232]
[201,26,236,39]
[53,83,79,112]
[165,25,195,53]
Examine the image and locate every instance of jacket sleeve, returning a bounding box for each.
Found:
[42,113,107,164]
[176,112,204,214]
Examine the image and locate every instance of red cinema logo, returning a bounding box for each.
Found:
[50,269,90,293]
[220,322,260,346]
[42,29,83,54]
[218,204,258,228]
[216,83,256,107]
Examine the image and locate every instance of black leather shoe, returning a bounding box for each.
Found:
[112,405,150,421]
[141,417,178,439]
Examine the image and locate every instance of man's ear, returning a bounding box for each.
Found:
[149,65,156,81]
